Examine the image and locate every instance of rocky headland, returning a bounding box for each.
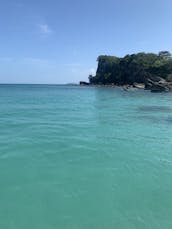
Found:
[80,51,172,92]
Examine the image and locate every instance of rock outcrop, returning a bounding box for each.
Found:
[145,77,172,92]
[80,81,90,86]
[88,52,172,92]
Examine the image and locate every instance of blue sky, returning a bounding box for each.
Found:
[0,0,172,84]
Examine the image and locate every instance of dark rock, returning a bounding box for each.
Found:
[151,84,169,93]
[80,81,90,86]
[145,78,172,92]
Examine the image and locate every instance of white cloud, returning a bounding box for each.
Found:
[89,68,96,75]
[65,64,96,77]
[38,24,52,35]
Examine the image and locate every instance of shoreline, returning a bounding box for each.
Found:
[79,81,172,92]
[80,83,145,91]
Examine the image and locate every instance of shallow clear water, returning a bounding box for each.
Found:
[0,84,172,229]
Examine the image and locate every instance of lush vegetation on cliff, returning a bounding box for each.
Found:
[89,51,172,85]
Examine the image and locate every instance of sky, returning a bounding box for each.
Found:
[0,0,172,84]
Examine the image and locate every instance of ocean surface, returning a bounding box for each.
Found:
[0,84,172,229]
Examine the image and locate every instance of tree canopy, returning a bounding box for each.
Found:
[89,51,172,85]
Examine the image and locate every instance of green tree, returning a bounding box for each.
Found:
[89,51,172,85]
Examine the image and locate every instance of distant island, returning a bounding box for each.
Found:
[80,51,172,92]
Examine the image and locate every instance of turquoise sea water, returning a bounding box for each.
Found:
[0,84,172,229]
